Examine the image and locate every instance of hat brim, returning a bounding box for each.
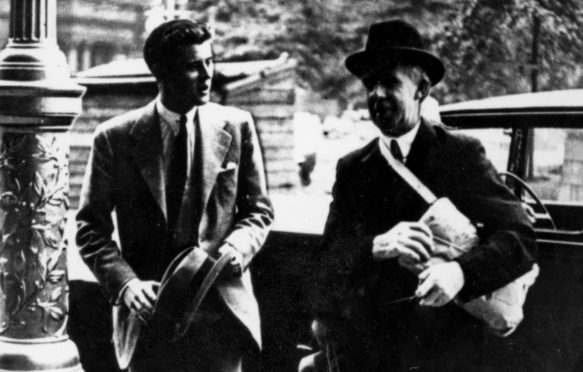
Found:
[345,47,445,86]
[155,247,215,322]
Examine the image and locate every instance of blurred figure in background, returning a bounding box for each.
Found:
[293,111,323,187]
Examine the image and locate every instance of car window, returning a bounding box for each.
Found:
[530,128,582,204]
[448,127,583,207]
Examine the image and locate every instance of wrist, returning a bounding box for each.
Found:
[116,278,139,305]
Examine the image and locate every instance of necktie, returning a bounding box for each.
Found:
[390,139,404,163]
[167,114,188,236]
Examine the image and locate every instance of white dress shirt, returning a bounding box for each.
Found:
[379,121,421,164]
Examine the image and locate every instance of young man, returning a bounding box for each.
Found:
[310,20,536,371]
[76,19,273,372]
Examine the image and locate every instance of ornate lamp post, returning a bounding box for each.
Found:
[0,0,85,371]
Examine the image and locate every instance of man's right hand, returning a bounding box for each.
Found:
[121,279,160,325]
[372,222,433,263]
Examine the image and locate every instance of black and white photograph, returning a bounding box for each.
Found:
[0,1,582,371]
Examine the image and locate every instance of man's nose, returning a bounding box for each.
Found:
[200,63,212,79]
[369,83,386,98]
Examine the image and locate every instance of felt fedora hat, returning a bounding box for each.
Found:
[155,247,236,339]
[345,20,445,85]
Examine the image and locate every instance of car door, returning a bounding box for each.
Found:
[447,121,583,372]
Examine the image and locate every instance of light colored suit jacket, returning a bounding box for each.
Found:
[76,100,273,368]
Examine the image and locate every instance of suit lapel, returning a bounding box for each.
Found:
[406,119,440,191]
[196,103,233,216]
[359,141,404,215]
[130,101,167,220]
[360,141,397,188]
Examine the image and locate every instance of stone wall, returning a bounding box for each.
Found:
[0,0,145,72]
[224,61,298,190]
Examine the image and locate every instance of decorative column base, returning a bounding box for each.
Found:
[0,1,85,371]
[0,336,83,372]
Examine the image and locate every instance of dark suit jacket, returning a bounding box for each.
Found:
[311,119,536,371]
[76,101,273,366]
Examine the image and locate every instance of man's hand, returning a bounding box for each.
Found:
[218,243,244,279]
[121,279,159,324]
[415,261,465,307]
[372,222,433,264]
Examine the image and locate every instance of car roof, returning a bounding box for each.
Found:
[440,89,583,128]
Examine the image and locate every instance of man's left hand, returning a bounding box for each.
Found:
[218,244,244,279]
[415,262,465,307]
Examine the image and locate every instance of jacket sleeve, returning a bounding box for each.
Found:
[223,113,274,268]
[76,127,138,303]
[453,139,537,302]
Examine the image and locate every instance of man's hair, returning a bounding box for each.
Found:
[398,64,431,102]
[398,64,430,87]
[143,19,213,76]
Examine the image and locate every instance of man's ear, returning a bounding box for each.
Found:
[415,79,431,101]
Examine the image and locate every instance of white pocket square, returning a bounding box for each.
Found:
[220,162,237,172]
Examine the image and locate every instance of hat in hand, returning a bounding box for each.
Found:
[155,247,235,339]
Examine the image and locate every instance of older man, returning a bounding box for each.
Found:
[310,20,536,372]
[76,19,273,372]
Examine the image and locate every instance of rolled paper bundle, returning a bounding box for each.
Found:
[398,197,479,273]
[397,197,538,337]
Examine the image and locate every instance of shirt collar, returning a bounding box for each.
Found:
[156,96,197,135]
[379,120,421,162]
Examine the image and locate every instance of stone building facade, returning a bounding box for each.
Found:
[0,0,145,72]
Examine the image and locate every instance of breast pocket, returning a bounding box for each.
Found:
[216,163,238,201]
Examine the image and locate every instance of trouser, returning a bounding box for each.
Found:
[130,288,258,372]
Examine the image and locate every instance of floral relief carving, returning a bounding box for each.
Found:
[0,132,70,337]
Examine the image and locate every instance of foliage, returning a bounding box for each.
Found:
[436,0,583,103]
[186,0,583,106]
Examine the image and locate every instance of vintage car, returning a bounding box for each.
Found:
[67,89,583,372]
[436,89,583,371]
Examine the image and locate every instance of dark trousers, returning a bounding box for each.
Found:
[326,304,486,372]
[130,288,258,372]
